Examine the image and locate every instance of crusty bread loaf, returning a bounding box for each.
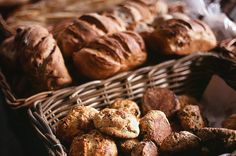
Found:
[15,25,72,91]
[56,13,125,58]
[73,31,147,79]
[146,19,217,55]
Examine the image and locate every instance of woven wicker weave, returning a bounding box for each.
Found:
[28,52,236,156]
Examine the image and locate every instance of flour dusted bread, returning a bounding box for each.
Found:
[146,19,217,55]
[73,31,147,79]
[15,25,72,91]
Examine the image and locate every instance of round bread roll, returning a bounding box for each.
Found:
[73,31,147,79]
[69,130,118,156]
[56,106,98,144]
[194,128,236,155]
[93,108,140,138]
[161,131,201,155]
[178,105,206,131]
[142,87,180,117]
[119,139,139,155]
[177,95,198,109]
[131,141,158,156]
[139,110,172,146]
[110,99,141,118]
[222,114,236,130]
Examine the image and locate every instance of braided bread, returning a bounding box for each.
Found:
[146,19,217,55]
[15,25,72,91]
[73,31,147,79]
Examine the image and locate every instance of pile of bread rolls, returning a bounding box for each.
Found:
[56,87,236,156]
[1,0,233,95]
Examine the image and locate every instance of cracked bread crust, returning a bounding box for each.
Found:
[93,108,140,138]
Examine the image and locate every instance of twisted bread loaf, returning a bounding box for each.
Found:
[15,25,72,91]
[146,19,217,55]
[73,31,147,79]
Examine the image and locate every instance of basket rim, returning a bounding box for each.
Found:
[0,51,234,109]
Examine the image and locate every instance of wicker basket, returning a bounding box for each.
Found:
[28,52,236,156]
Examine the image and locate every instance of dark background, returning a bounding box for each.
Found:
[0,91,47,156]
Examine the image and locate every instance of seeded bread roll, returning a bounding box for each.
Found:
[139,110,172,146]
[56,13,125,58]
[146,19,217,55]
[69,130,118,156]
[56,106,98,144]
[119,139,139,155]
[178,105,206,131]
[110,99,141,118]
[15,25,72,91]
[93,108,140,139]
[161,131,201,156]
[73,31,147,79]
[131,141,158,156]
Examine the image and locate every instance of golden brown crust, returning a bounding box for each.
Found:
[178,95,199,109]
[110,99,141,118]
[73,31,147,79]
[139,110,172,146]
[69,130,118,156]
[14,25,72,91]
[142,87,180,117]
[93,108,140,138]
[178,105,206,131]
[131,141,158,156]
[119,139,139,154]
[160,131,201,155]
[146,19,217,55]
[222,114,236,130]
[56,106,98,144]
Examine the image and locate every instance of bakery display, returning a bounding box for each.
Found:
[73,31,147,79]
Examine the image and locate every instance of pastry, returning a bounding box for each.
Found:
[14,25,72,91]
[194,128,236,155]
[160,131,201,156]
[142,87,180,117]
[222,114,236,130]
[177,95,198,109]
[73,31,147,79]
[178,105,206,131]
[69,130,118,156]
[131,141,158,156]
[110,99,141,118]
[139,110,172,146]
[56,106,98,144]
[146,18,217,55]
[93,108,140,138]
[119,139,139,155]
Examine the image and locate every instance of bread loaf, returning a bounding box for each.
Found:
[146,19,217,55]
[15,25,72,91]
[73,31,147,79]
[56,13,125,58]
